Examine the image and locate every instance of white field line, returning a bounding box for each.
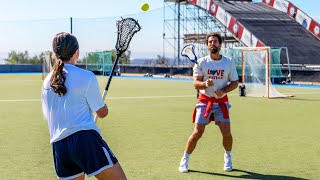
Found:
[282,91,320,95]
[0,91,319,102]
[0,99,41,102]
[0,80,41,82]
[0,95,195,102]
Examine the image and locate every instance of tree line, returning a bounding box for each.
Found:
[5,51,45,64]
[4,50,132,65]
[4,50,169,66]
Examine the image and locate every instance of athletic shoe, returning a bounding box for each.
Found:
[178,157,189,173]
[224,154,232,172]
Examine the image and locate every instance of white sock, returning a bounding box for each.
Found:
[183,152,190,159]
[225,150,232,156]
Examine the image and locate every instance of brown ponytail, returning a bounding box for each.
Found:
[50,32,79,96]
[50,60,67,96]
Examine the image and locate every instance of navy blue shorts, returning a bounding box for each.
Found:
[52,130,118,179]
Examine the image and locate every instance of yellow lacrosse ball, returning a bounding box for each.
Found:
[141,3,149,11]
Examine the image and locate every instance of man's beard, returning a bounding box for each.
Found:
[210,47,219,54]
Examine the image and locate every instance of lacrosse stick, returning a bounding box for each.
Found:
[42,52,53,80]
[181,44,218,95]
[95,17,141,123]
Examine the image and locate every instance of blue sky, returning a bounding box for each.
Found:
[0,0,319,62]
[282,0,320,20]
[0,0,165,60]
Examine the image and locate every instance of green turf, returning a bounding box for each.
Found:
[0,74,319,179]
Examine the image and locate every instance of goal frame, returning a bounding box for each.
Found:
[240,47,291,98]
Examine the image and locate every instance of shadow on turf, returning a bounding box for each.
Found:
[188,169,309,180]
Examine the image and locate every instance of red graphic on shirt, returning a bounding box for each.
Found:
[208,69,224,79]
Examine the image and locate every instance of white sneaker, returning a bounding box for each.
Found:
[224,154,232,172]
[178,158,189,173]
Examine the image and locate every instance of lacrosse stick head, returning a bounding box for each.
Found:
[42,51,53,75]
[181,44,198,64]
[115,17,141,55]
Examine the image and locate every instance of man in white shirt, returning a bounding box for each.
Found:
[179,33,239,173]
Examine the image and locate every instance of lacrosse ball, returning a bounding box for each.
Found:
[141,3,149,11]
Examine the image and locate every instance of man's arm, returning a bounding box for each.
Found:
[193,76,214,90]
[214,80,238,98]
[221,80,238,94]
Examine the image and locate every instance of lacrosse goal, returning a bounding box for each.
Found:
[242,47,292,98]
[85,51,113,75]
[222,47,292,98]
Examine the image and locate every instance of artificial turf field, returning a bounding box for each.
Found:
[0,74,319,180]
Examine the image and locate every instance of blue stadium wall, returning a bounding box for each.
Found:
[0,64,319,83]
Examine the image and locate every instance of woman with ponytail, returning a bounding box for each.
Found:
[42,32,126,180]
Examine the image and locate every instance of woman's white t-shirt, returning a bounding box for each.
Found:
[42,64,105,144]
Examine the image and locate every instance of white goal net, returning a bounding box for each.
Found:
[241,47,289,98]
[221,47,292,98]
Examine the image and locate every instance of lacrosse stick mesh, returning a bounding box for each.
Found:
[181,44,197,63]
[116,18,141,54]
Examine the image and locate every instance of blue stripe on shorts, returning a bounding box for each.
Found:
[52,130,118,179]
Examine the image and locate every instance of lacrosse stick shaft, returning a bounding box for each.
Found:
[94,54,121,123]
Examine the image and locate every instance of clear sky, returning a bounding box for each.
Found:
[0,0,165,60]
[0,0,319,61]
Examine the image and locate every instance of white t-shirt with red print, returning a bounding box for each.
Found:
[193,55,239,98]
